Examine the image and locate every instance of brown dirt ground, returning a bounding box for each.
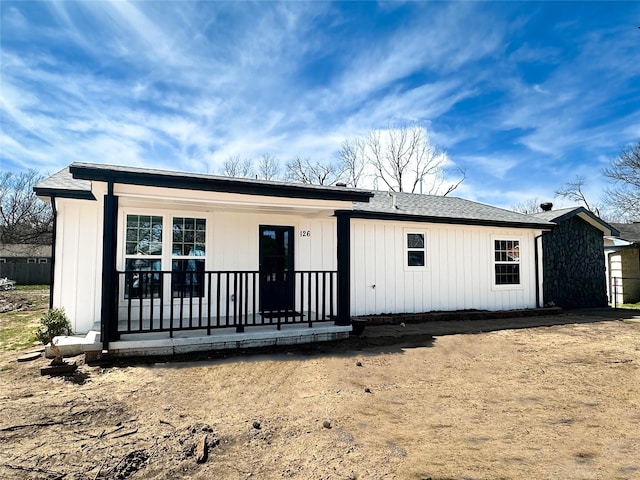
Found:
[1,289,640,480]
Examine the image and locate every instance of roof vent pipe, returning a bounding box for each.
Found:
[392,193,398,209]
[540,202,553,212]
[335,182,347,187]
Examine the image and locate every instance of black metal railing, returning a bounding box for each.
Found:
[611,276,640,308]
[115,270,337,336]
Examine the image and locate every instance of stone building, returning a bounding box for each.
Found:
[532,205,618,308]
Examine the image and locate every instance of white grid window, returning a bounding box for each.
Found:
[494,239,520,285]
[171,217,206,298]
[124,215,163,299]
[406,232,426,267]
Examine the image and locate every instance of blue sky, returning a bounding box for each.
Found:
[1,1,639,210]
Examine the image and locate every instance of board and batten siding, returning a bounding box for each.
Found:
[53,197,104,334]
[350,219,541,316]
[114,209,336,274]
[53,185,340,334]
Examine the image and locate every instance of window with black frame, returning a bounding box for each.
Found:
[171,217,206,298]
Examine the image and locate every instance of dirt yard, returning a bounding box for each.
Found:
[1,288,639,480]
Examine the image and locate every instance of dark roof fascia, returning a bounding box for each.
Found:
[69,165,374,203]
[338,210,555,230]
[604,244,640,251]
[551,207,619,236]
[33,186,96,201]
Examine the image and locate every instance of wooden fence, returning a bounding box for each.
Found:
[0,263,51,285]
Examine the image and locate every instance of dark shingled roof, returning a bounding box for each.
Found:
[611,222,640,242]
[43,162,373,202]
[529,207,578,222]
[530,206,619,236]
[351,191,554,229]
[0,244,52,257]
[34,167,95,200]
[35,163,554,229]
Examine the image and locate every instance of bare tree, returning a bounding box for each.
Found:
[603,141,640,221]
[0,170,53,244]
[341,123,464,195]
[285,157,344,185]
[220,155,253,178]
[256,153,280,181]
[512,198,543,215]
[555,176,601,215]
[338,137,366,187]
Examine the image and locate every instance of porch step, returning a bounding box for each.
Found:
[45,330,101,358]
[49,325,352,360]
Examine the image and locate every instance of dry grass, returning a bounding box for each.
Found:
[0,285,49,351]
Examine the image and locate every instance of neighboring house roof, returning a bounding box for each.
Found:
[0,244,52,257]
[610,222,640,243]
[35,162,374,203]
[349,191,555,229]
[530,206,619,236]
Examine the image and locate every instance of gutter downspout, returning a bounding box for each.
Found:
[49,196,57,309]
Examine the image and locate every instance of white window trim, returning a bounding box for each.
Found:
[118,209,210,303]
[404,228,428,271]
[491,235,523,290]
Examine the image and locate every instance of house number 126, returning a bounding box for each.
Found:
[300,230,311,237]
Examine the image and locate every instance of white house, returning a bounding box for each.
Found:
[35,163,553,357]
[605,222,640,305]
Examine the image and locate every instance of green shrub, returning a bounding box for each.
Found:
[36,308,72,345]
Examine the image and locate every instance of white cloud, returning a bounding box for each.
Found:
[0,1,638,213]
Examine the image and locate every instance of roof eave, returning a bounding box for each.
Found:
[33,186,96,201]
[69,164,374,203]
[544,207,618,236]
[341,210,555,229]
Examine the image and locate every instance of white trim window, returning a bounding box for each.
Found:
[406,231,426,268]
[124,215,163,299]
[171,217,206,298]
[494,239,520,285]
[123,214,208,300]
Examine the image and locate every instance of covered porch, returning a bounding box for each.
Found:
[46,163,371,356]
[113,269,338,336]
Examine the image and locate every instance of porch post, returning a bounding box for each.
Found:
[335,211,351,326]
[100,183,119,349]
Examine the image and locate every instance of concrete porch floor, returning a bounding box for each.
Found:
[48,321,352,359]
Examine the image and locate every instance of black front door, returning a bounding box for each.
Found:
[259,225,294,312]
